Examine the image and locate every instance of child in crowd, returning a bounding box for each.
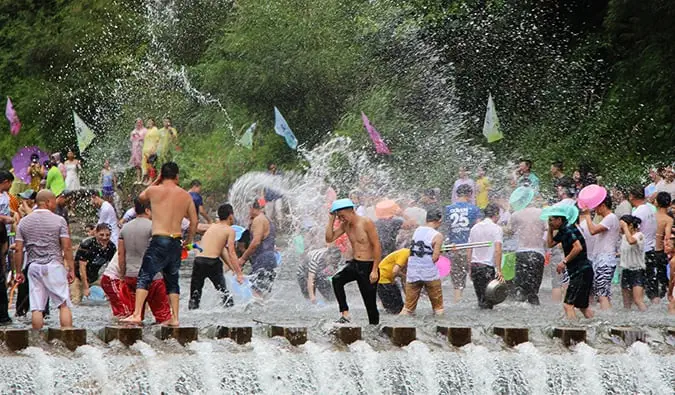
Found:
[619,215,647,311]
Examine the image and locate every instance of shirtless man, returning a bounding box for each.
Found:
[653,192,673,304]
[122,162,197,326]
[238,201,277,297]
[325,198,381,324]
[189,203,244,309]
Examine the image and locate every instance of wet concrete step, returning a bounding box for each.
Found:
[494,327,529,347]
[382,326,416,346]
[332,325,362,345]
[551,327,586,347]
[101,326,143,346]
[48,328,87,351]
[437,326,472,347]
[610,327,646,345]
[268,325,307,346]
[213,326,252,345]
[0,328,29,351]
[156,326,198,346]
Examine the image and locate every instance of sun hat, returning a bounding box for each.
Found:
[330,198,355,214]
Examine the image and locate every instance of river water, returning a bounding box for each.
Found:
[0,250,673,394]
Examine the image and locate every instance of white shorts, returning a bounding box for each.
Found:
[28,262,72,312]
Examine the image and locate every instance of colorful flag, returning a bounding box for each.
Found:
[361,112,390,155]
[73,111,96,153]
[239,122,256,149]
[274,107,298,150]
[5,97,21,136]
[482,93,503,143]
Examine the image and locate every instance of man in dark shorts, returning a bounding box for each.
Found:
[189,203,244,309]
[238,200,277,297]
[122,162,198,326]
[546,206,594,320]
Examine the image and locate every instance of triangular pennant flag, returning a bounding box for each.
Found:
[73,111,96,153]
[482,93,503,143]
[5,97,21,136]
[274,107,298,150]
[239,122,256,150]
[361,112,390,155]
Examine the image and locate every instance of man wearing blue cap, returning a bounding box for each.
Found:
[189,203,244,309]
[326,198,381,324]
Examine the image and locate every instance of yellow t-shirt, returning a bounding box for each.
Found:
[378,248,410,284]
[476,176,490,209]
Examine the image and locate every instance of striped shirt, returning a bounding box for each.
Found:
[16,209,69,265]
[297,248,334,277]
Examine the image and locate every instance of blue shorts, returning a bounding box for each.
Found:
[102,185,114,197]
[137,236,182,294]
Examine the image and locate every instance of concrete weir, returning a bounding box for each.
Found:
[102,326,143,346]
[214,326,252,345]
[333,325,362,344]
[551,327,586,347]
[0,328,29,351]
[437,326,472,347]
[268,325,307,346]
[493,327,529,347]
[610,327,646,345]
[47,328,87,351]
[157,326,199,345]
[382,326,416,346]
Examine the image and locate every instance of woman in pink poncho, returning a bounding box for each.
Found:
[129,118,147,183]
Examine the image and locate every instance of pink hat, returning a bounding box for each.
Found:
[375,199,400,219]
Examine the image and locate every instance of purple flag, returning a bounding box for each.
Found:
[5,97,21,136]
[361,112,390,155]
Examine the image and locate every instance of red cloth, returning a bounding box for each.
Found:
[125,277,172,323]
[100,275,133,317]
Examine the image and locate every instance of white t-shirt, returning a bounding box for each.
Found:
[655,180,675,200]
[103,251,120,279]
[632,204,656,251]
[619,232,645,270]
[593,213,620,256]
[578,222,595,259]
[407,226,441,282]
[98,201,119,245]
[468,218,503,267]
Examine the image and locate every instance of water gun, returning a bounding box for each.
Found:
[181,243,203,260]
[185,243,203,252]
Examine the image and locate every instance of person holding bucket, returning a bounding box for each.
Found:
[543,205,594,319]
[467,203,504,309]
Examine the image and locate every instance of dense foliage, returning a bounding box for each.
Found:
[0,0,672,191]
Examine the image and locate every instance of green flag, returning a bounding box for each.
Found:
[239,122,256,149]
[482,94,503,143]
[73,111,96,152]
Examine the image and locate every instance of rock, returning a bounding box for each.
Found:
[0,328,29,351]
[493,327,528,347]
[552,327,586,347]
[437,326,472,347]
[47,328,87,351]
[102,326,143,346]
[610,327,646,345]
[214,326,252,345]
[156,326,198,346]
[333,325,361,345]
[269,325,307,346]
[382,326,416,347]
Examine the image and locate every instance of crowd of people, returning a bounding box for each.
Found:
[295,159,675,324]
[0,147,674,331]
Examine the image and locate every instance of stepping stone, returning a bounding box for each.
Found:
[333,325,361,345]
[382,326,416,347]
[157,326,198,346]
[667,328,675,337]
[0,328,29,351]
[214,326,252,345]
[437,326,472,347]
[493,327,528,347]
[552,327,586,347]
[610,327,646,345]
[268,325,307,346]
[48,328,87,351]
[102,326,143,346]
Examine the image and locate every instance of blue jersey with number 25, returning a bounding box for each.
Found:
[443,202,481,244]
